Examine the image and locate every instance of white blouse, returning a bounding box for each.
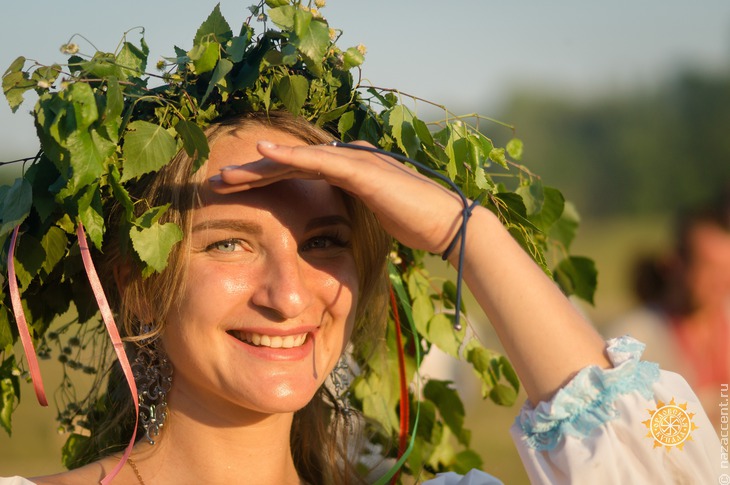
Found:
[425,336,723,484]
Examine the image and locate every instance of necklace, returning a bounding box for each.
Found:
[127,457,146,485]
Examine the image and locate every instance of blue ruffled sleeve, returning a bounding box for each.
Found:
[516,336,660,450]
[510,336,722,484]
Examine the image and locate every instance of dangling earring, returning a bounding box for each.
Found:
[131,336,173,445]
[330,355,353,429]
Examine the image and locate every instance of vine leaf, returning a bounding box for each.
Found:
[0,305,12,350]
[121,121,178,181]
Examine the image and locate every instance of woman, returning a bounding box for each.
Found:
[2,110,720,484]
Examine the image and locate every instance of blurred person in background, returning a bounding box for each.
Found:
[605,188,730,431]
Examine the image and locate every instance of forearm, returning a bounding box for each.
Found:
[448,206,610,405]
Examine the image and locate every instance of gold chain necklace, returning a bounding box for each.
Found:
[127,457,146,485]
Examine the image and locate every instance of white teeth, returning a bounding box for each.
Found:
[231,330,308,348]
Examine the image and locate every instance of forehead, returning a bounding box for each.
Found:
[196,127,348,226]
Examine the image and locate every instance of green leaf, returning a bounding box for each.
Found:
[121,121,178,181]
[452,450,483,474]
[130,221,183,276]
[529,186,565,233]
[3,56,25,76]
[190,42,220,75]
[202,58,233,104]
[489,383,518,406]
[77,184,105,250]
[291,11,329,71]
[194,4,233,45]
[2,57,34,112]
[103,77,124,140]
[61,433,90,469]
[265,0,290,8]
[550,200,580,251]
[175,120,210,171]
[428,313,463,358]
[342,47,364,70]
[553,255,598,304]
[488,147,507,168]
[273,74,309,116]
[40,226,68,276]
[79,52,122,79]
[108,163,134,218]
[1,376,17,436]
[14,233,44,290]
[268,5,297,30]
[116,41,147,78]
[337,110,355,140]
[385,105,419,158]
[226,35,249,63]
[0,178,32,239]
[506,137,523,161]
[516,180,544,216]
[62,128,115,198]
[423,380,468,445]
[0,306,12,350]
[67,81,98,128]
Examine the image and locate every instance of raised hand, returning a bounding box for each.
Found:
[209,140,465,256]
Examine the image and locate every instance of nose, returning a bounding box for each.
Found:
[251,248,313,320]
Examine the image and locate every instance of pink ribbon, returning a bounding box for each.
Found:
[9,224,139,484]
[8,226,48,406]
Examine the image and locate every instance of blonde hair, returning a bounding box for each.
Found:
[96,111,391,483]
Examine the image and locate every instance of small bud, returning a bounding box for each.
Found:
[60,43,79,55]
[315,0,326,7]
[257,13,267,22]
[310,8,321,18]
[356,44,367,56]
[36,80,51,89]
[329,28,337,41]
[156,59,165,70]
[389,251,402,265]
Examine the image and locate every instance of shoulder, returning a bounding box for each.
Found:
[28,460,114,485]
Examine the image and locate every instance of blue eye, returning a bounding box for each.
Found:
[206,239,242,253]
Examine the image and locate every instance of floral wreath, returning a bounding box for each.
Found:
[0,1,596,482]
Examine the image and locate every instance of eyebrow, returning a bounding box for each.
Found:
[191,215,351,235]
[192,219,262,235]
[304,215,352,232]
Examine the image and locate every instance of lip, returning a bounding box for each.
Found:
[225,326,318,361]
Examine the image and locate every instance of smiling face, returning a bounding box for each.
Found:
[161,127,359,418]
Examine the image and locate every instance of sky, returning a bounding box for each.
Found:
[1,0,730,164]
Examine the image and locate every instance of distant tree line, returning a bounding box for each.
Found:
[494,65,730,219]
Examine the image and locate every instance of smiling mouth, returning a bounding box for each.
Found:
[228,330,309,349]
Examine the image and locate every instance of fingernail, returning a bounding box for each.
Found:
[208,174,222,182]
[258,140,277,149]
[220,165,242,171]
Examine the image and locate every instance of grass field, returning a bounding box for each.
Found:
[0,215,672,482]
